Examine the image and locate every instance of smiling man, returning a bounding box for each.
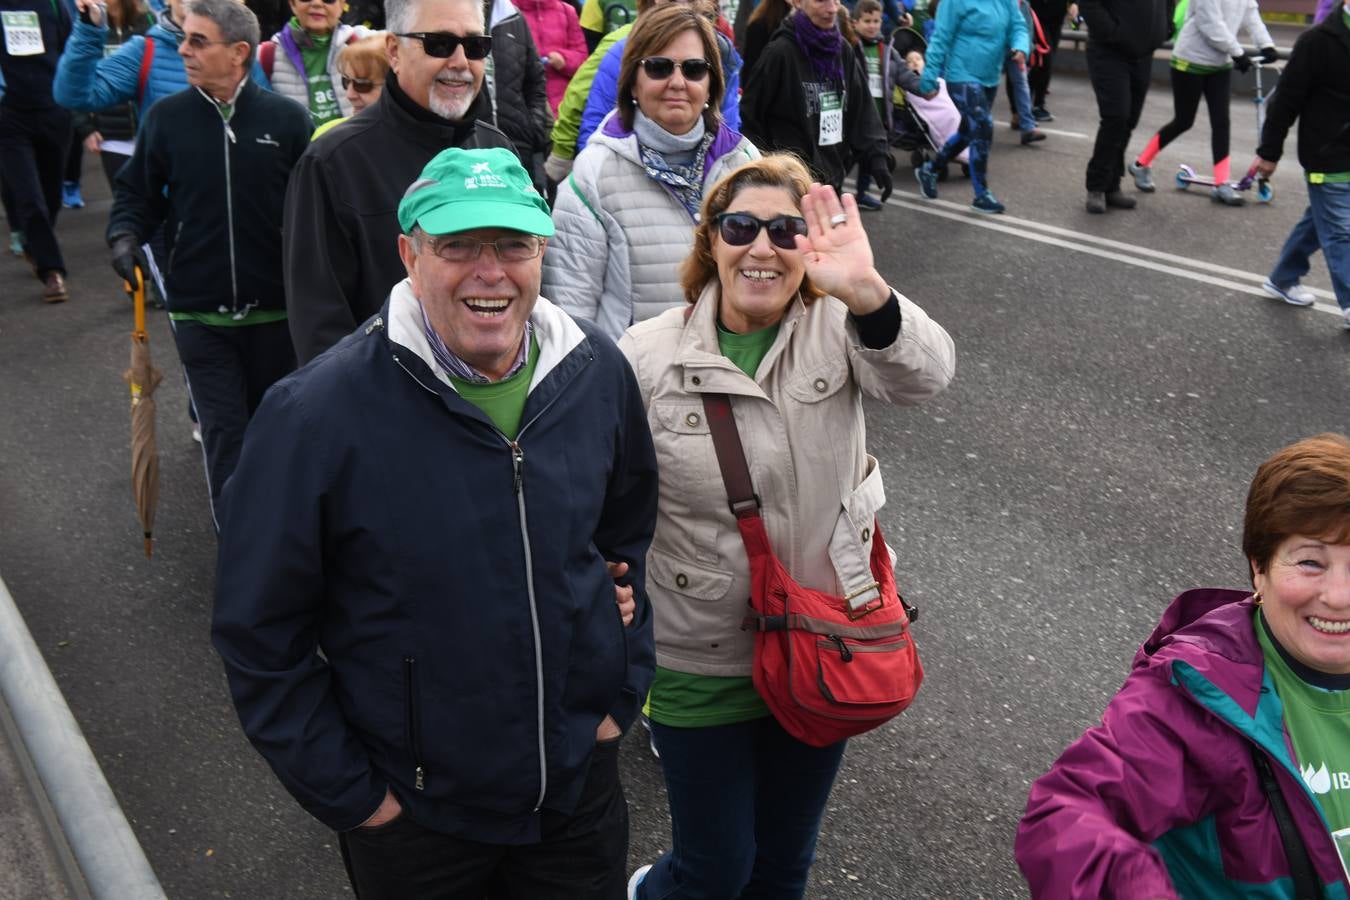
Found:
[106,0,311,524]
[214,147,660,899]
[282,0,519,366]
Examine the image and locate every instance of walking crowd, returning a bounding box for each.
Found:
[2,0,1349,892]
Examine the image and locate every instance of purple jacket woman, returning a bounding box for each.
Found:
[1016,588,1350,899]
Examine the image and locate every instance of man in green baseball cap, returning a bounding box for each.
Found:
[214,140,659,900]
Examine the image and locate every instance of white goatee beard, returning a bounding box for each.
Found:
[429,84,475,121]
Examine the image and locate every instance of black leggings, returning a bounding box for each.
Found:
[1153,65,1232,164]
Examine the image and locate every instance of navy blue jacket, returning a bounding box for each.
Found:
[107,78,311,316]
[212,288,659,843]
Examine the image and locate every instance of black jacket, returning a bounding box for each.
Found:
[485,2,552,166]
[282,73,516,364]
[1080,0,1171,58]
[740,17,889,190]
[108,79,312,315]
[0,0,70,111]
[1257,11,1350,174]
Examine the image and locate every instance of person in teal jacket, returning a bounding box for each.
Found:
[54,0,270,125]
[914,0,1028,213]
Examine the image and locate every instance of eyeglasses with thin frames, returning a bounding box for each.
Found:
[424,235,543,263]
[177,33,238,50]
[396,31,493,60]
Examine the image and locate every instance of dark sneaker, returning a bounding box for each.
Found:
[971,192,1005,214]
[1032,106,1054,122]
[1211,184,1245,206]
[1086,191,1107,214]
[1128,160,1155,192]
[1020,129,1047,145]
[7,231,22,256]
[915,162,938,200]
[1105,191,1137,209]
[855,192,883,211]
[42,272,68,303]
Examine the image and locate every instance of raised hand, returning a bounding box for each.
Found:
[794,184,890,315]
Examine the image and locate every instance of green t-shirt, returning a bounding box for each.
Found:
[1258,613,1350,874]
[644,320,780,729]
[862,41,885,118]
[448,334,540,440]
[293,22,341,126]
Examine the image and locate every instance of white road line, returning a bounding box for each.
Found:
[1002,121,1090,139]
[881,188,1344,319]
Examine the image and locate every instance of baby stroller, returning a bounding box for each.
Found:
[887,28,969,181]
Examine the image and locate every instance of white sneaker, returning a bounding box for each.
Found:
[1262,280,1316,307]
[627,864,653,900]
[1342,308,1350,331]
[192,424,203,443]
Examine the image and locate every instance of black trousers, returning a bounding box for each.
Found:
[1084,44,1153,193]
[0,105,72,278]
[1028,0,1067,106]
[1152,65,1232,165]
[339,739,629,900]
[169,318,295,525]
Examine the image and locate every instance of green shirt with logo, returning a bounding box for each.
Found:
[448,334,539,440]
[292,22,340,126]
[643,320,779,729]
[1258,613,1350,874]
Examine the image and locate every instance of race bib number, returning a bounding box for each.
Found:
[818,91,842,146]
[868,71,883,98]
[2,11,44,56]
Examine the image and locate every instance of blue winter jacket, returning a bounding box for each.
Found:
[919,0,1029,92]
[212,288,659,843]
[577,30,740,153]
[54,12,270,123]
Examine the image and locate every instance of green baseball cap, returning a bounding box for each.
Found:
[397,147,555,238]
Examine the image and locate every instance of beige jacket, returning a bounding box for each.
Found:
[618,282,955,676]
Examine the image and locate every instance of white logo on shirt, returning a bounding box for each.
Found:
[256,133,280,147]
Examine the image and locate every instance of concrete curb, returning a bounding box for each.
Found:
[0,572,167,900]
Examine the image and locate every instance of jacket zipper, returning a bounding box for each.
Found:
[404,657,425,791]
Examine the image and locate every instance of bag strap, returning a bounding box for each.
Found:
[684,305,760,519]
[137,35,155,106]
[259,40,275,80]
[1250,745,1322,900]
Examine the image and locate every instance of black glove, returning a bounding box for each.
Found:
[109,233,146,287]
[869,153,895,203]
[1232,54,1251,74]
[1259,45,1278,64]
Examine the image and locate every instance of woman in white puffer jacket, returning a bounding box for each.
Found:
[1125,0,1276,205]
[262,0,371,126]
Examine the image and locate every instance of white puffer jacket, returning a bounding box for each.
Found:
[1171,0,1273,67]
[543,110,759,341]
[265,22,371,120]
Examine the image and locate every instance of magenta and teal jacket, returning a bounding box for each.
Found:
[1016,588,1350,899]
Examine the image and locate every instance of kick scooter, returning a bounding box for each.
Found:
[1175,53,1279,203]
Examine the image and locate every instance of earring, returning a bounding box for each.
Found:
[631,97,638,105]
[704,101,710,109]
[1251,591,1263,606]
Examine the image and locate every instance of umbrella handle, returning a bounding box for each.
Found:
[124,269,147,337]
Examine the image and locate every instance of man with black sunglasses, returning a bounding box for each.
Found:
[282,0,517,365]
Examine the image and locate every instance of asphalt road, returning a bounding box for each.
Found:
[1,70,1346,899]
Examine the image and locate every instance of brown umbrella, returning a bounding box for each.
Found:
[121,270,163,559]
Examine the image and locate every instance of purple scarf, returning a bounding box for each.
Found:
[790,11,844,84]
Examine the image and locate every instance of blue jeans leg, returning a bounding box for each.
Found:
[941,82,994,197]
[1307,181,1350,312]
[1269,204,1320,290]
[1006,59,1035,133]
[639,718,846,900]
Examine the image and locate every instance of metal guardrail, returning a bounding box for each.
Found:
[1054,25,1293,60]
[0,572,167,900]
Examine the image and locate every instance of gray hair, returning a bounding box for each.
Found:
[386,0,485,39]
[186,0,260,66]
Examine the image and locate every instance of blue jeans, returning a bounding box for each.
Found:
[638,717,847,900]
[1269,181,1350,311]
[1005,59,1035,133]
[935,82,996,198]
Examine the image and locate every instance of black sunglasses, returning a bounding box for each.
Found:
[714,213,807,250]
[396,31,493,60]
[640,56,711,81]
[341,75,383,93]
